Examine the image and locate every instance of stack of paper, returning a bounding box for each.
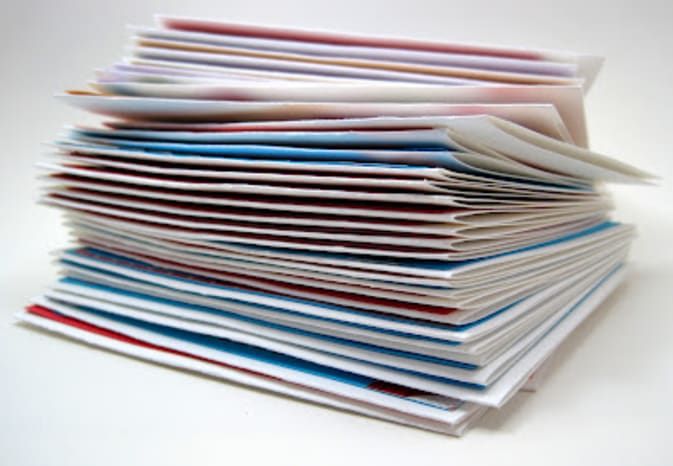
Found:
[19,16,652,436]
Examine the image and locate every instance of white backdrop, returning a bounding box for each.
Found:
[1,1,672,465]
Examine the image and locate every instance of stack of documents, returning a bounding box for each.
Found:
[19,16,652,436]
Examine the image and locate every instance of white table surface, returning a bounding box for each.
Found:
[2,1,672,465]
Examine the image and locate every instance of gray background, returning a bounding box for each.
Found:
[1,0,672,465]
